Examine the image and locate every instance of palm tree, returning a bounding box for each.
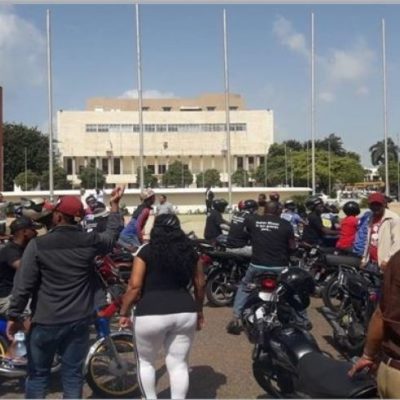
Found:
[369,138,398,166]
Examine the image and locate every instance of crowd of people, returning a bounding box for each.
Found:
[0,186,400,398]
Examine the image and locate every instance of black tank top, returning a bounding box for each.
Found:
[134,244,197,316]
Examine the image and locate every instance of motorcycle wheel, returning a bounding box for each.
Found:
[252,361,283,398]
[322,274,343,312]
[86,334,138,398]
[206,269,235,307]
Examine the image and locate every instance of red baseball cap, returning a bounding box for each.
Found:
[53,196,84,219]
[367,192,385,205]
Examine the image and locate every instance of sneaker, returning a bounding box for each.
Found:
[226,319,243,335]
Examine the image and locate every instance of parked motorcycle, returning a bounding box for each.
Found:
[204,250,250,307]
[321,265,381,357]
[241,267,376,398]
[297,243,360,296]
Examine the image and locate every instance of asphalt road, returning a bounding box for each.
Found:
[0,297,344,399]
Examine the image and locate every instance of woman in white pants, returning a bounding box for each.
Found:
[119,214,206,399]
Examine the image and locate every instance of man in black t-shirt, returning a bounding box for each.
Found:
[203,199,230,242]
[0,217,40,314]
[302,196,338,246]
[205,186,214,215]
[227,201,296,334]
[226,199,258,257]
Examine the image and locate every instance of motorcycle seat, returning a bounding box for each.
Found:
[109,251,134,263]
[325,254,361,268]
[207,250,250,262]
[297,352,376,398]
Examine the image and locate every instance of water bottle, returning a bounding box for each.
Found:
[13,331,27,358]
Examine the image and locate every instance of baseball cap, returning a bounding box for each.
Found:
[367,192,385,205]
[140,188,155,200]
[10,216,42,235]
[53,196,85,219]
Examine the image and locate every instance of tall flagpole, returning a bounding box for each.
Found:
[135,4,144,190]
[223,9,232,208]
[311,12,316,195]
[46,9,54,200]
[382,18,389,196]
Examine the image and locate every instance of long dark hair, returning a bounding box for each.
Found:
[149,214,197,285]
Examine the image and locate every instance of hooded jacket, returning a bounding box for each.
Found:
[362,208,400,268]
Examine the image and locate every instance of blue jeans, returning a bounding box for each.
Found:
[26,317,90,399]
[232,263,286,318]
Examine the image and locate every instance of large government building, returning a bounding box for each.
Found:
[57,93,274,187]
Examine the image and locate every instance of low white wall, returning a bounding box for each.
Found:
[3,187,312,213]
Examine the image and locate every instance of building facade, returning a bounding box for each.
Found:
[57,93,274,187]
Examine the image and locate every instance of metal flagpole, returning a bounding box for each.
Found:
[223,9,233,208]
[311,12,316,195]
[382,18,389,196]
[46,9,54,201]
[397,133,399,201]
[135,4,144,190]
[284,143,288,186]
[328,138,331,196]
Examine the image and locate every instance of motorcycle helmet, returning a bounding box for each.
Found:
[19,197,53,221]
[342,201,360,217]
[284,199,296,211]
[279,267,315,311]
[305,195,324,211]
[154,213,181,230]
[212,198,228,213]
[269,192,280,202]
[241,199,258,213]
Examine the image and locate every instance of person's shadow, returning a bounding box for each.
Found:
[158,365,227,399]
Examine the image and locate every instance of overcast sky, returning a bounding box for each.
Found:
[2,3,400,166]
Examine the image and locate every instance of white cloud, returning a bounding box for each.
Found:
[324,40,374,84]
[273,16,308,57]
[0,9,46,90]
[356,85,369,96]
[272,16,375,101]
[319,92,335,103]
[119,89,176,99]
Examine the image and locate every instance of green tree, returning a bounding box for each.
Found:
[137,167,158,188]
[378,160,399,193]
[78,167,106,189]
[40,165,72,190]
[196,169,221,188]
[369,138,398,166]
[162,161,193,187]
[4,123,50,191]
[232,168,250,187]
[14,170,40,191]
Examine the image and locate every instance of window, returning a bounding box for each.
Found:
[248,156,254,165]
[98,124,109,132]
[121,124,132,132]
[113,158,121,175]
[86,124,97,132]
[259,156,265,165]
[89,158,96,168]
[168,124,178,132]
[237,157,244,169]
[109,124,120,132]
[156,124,167,132]
[65,158,73,175]
[133,124,140,132]
[147,165,155,174]
[142,106,149,111]
[145,124,155,132]
[102,158,108,174]
[162,107,172,111]
[229,106,238,111]
[207,106,216,111]
[158,164,167,174]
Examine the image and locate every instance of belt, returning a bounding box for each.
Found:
[382,353,400,371]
